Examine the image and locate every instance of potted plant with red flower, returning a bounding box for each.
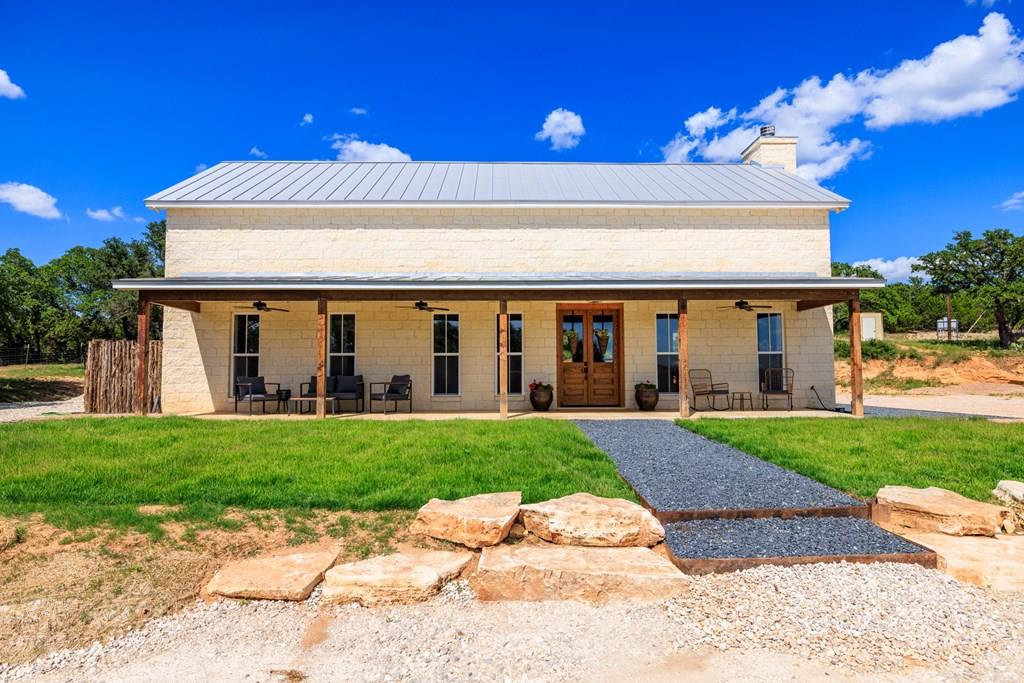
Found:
[634,380,659,411]
[528,379,554,411]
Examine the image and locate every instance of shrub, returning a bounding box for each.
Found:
[834,338,919,361]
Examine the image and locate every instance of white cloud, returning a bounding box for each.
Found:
[998,190,1024,210]
[195,163,209,173]
[327,133,411,161]
[0,182,61,218]
[349,107,368,115]
[300,113,314,126]
[85,206,145,223]
[965,0,998,7]
[662,13,1024,182]
[0,69,25,99]
[535,108,585,150]
[249,145,268,159]
[853,256,923,282]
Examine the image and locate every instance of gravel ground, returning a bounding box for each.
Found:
[0,395,83,423]
[4,563,1023,683]
[836,403,1000,419]
[665,516,931,559]
[576,419,864,513]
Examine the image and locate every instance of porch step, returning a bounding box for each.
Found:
[663,516,937,575]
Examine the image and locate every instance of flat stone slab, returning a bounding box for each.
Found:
[409,491,521,548]
[206,549,339,601]
[906,532,1024,592]
[875,486,1014,536]
[323,549,472,606]
[575,420,865,519]
[994,480,1024,506]
[519,493,664,547]
[471,544,687,602]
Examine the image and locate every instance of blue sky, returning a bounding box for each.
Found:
[2,1,1023,279]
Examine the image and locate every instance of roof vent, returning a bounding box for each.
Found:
[759,124,776,137]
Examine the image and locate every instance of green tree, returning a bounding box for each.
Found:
[916,229,1024,347]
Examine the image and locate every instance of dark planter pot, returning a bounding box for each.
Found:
[530,388,554,411]
[635,388,659,411]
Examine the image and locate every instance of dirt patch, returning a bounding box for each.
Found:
[836,355,1024,394]
[0,508,442,667]
[0,377,83,403]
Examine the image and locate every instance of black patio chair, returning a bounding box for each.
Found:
[331,374,365,413]
[761,367,795,410]
[688,369,730,411]
[369,375,412,414]
[234,376,281,416]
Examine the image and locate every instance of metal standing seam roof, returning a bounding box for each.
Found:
[145,161,851,208]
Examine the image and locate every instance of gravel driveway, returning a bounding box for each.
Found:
[0,396,83,423]
[5,563,1022,683]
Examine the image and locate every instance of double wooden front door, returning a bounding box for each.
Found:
[557,304,623,407]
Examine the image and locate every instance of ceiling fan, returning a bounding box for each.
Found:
[233,300,290,313]
[718,299,772,312]
[397,300,450,312]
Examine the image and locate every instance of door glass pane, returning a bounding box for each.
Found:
[592,314,614,363]
[562,315,584,362]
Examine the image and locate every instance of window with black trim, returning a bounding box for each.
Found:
[232,314,260,383]
[432,313,459,395]
[655,313,679,393]
[328,314,356,376]
[495,313,523,394]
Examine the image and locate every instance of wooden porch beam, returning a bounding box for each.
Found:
[678,298,690,418]
[849,296,864,417]
[142,288,863,304]
[316,296,327,419]
[134,294,150,415]
[152,300,201,313]
[498,300,508,419]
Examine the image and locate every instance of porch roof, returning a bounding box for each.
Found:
[114,272,883,293]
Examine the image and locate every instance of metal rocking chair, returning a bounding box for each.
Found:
[688,369,731,411]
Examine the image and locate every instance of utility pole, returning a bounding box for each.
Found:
[946,294,953,342]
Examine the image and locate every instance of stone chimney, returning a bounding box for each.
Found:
[741,125,798,174]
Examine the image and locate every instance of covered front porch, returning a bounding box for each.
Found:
[114,275,875,419]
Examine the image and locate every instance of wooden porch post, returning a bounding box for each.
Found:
[498,300,509,419]
[134,294,150,415]
[316,296,327,419]
[849,296,864,417]
[678,298,690,418]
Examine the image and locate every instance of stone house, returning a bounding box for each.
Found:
[115,131,878,417]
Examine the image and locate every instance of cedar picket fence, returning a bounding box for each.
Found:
[83,339,162,413]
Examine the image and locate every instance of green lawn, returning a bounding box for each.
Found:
[0,363,85,380]
[681,417,1024,502]
[0,417,633,532]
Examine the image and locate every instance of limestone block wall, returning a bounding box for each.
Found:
[160,299,835,414]
[163,207,832,277]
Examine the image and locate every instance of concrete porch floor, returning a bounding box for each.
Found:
[182,407,851,421]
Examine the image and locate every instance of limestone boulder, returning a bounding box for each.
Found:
[905,533,1024,592]
[206,549,339,601]
[471,544,687,602]
[874,486,1013,536]
[994,480,1024,506]
[409,491,521,548]
[519,493,664,547]
[322,549,472,606]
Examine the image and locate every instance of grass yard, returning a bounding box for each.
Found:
[0,417,633,533]
[681,417,1024,502]
[0,363,84,402]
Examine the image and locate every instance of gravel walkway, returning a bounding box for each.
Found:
[5,564,1023,682]
[665,517,930,560]
[0,396,83,423]
[576,419,864,514]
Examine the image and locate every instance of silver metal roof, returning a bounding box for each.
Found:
[145,162,850,209]
[114,273,882,291]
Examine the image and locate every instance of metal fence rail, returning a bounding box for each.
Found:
[0,347,85,366]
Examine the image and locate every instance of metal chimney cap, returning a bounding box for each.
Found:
[760,124,776,137]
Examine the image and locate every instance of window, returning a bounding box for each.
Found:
[756,312,784,384]
[232,314,260,386]
[328,314,356,376]
[495,313,523,394]
[655,313,678,393]
[432,313,459,395]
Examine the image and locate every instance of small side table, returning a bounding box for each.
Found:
[731,391,753,411]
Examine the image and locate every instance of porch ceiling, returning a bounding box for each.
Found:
[115,273,881,307]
